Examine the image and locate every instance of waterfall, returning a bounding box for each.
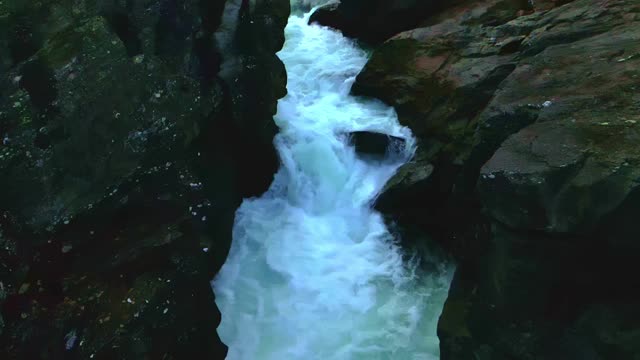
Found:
[212,7,453,360]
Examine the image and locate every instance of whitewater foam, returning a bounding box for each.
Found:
[213,8,453,360]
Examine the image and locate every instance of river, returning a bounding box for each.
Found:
[212,6,453,360]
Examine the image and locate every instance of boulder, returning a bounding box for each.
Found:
[308,3,343,30]
[349,131,406,159]
[309,0,534,44]
[309,0,457,44]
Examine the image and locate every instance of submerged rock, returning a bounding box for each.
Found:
[349,131,406,159]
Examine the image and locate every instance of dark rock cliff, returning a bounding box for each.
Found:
[0,0,289,358]
[316,0,640,359]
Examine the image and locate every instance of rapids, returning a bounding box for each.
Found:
[212,6,453,360]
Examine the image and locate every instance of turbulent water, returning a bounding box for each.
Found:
[212,7,453,360]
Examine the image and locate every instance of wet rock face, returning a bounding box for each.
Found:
[349,131,406,159]
[0,0,289,359]
[341,0,640,358]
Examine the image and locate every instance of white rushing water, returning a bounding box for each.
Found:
[213,7,453,360]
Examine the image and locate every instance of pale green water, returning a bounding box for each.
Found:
[212,7,454,360]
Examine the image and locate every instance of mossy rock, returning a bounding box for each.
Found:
[0,0,290,358]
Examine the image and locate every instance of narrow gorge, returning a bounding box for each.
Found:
[2,0,640,359]
[213,8,452,359]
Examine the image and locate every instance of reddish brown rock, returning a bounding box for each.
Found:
[357,0,640,358]
[478,25,640,232]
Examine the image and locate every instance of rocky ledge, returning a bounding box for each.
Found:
[0,0,289,358]
[318,0,640,359]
